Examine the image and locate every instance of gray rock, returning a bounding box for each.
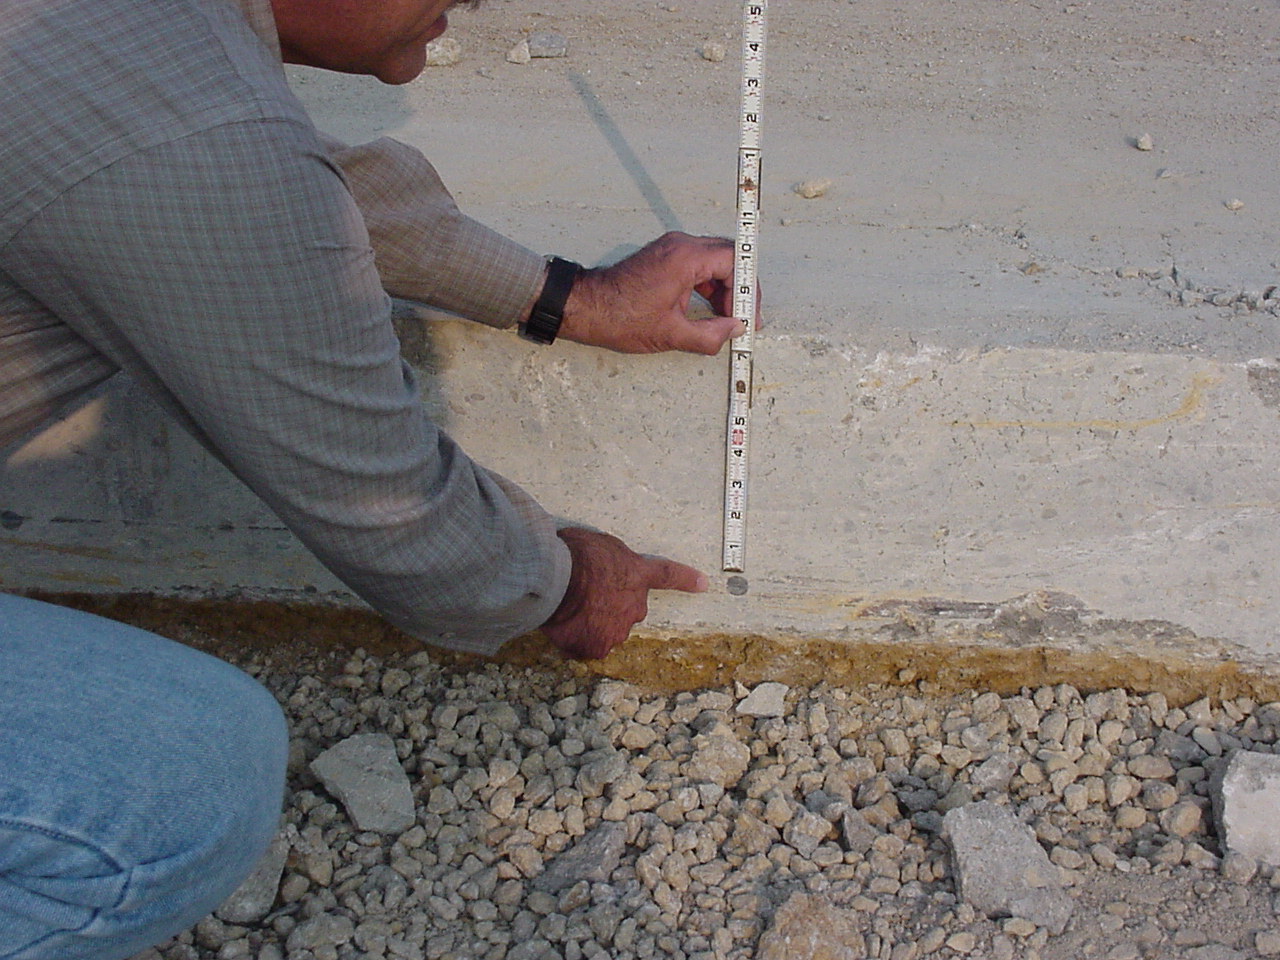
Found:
[215,832,289,924]
[1221,851,1258,884]
[1256,930,1280,957]
[737,682,789,717]
[793,178,832,199]
[310,733,416,834]
[477,702,522,732]
[533,822,627,892]
[1128,754,1175,779]
[943,801,1073,934]
[285,913,355,952]
[1156,729,1205,763]
[527,32,568,58]
[690,730,751,788]
[729,811,779,856]
[1211,749,1280,866]
[1184,947,1247,960]
[575,749,627,797]
[971,753,1019,793]
[900,787,940,813]
[1160,800,1203,838]
[782,808,831,858]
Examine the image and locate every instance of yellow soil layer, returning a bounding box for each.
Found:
[27,591,1280,708]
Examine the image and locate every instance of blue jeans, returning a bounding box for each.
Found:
[0,595,288,960]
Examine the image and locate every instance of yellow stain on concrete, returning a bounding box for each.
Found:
[953,371,1220,432]
[0,537,125,561]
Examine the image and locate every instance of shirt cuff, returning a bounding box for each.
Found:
[383,473,574,658]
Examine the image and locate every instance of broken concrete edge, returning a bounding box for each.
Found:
[22,588,1280,708]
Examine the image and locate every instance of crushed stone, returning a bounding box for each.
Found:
[128,647,1280,960]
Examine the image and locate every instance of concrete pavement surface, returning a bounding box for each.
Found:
[4,0,1279,680]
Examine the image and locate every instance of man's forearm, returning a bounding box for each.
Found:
[320,134,547,327]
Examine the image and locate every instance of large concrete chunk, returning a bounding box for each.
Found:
[533,822,627,893]
[1211,749,1280,866]
[756,890,866,960]
[943,800,1073,934]
[310,733,415,834]
[215,831,289,923]
[737,682,789,718]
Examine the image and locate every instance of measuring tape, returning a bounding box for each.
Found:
[722,0,767,583]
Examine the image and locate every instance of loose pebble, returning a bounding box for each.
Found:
[946,931,978,953]
[793,178,833,199]
[1135,133,1155,151]
[422,37,461,67]
[215,834,290,924]
[699,41,726,62]
[1257,930,1280,956]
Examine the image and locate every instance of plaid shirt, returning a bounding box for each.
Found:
[0,0,570,654]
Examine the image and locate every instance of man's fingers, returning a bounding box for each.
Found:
[641,555,709,594]
[689,243,735,297]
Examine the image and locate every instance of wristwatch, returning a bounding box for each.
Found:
[520,256,582,345]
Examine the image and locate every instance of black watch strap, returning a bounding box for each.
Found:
[520,257,581,345]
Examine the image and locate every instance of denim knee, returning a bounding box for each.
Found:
[0,595,289,960]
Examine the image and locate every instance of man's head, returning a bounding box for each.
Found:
[271,0,476,84]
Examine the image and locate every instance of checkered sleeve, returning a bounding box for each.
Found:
[6,118,570,654]
[320,134,547,329]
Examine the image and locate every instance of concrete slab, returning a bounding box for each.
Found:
[3,0,1279,680]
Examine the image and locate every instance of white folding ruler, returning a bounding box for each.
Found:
[722,0,767,590]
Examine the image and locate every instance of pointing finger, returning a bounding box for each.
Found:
[640,555,710,594]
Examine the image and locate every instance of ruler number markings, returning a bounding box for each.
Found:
[722,0,767,575]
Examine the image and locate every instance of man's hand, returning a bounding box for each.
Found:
[541,527,709,660]
[556,231,749,355]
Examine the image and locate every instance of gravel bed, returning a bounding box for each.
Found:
[132,646,1280,960]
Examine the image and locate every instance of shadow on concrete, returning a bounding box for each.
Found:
[568,72,682,235]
